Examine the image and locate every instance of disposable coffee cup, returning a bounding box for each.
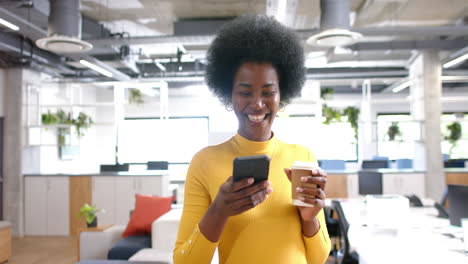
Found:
[291,161,319,207]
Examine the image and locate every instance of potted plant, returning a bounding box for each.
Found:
[41,110,60,126]
[387,122,402,141]
[320,87,334,100]
[129,88,144,105]
[445,121,462,155]
[79,203,99,228]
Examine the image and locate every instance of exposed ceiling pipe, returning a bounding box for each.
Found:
[306,0,361,47]
[36,0,92,53]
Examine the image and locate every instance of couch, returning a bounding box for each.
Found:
[80,207,219,264]
[79,208,183,263]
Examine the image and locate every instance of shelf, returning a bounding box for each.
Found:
[28,122,114,128]
[38,103,114,107]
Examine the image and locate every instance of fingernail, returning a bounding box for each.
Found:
[264,181,271,187]
[312,169,317,174]
[267,187,273,193]
[265,194,269,199]
[301,176,308,182]
[299,196,305,201]
[248,178,254,184]
[296,187,303,193]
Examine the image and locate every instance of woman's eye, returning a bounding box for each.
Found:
[263,91,276,96]
[239,92,252,96]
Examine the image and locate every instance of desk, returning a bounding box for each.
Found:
[338,199,467,264]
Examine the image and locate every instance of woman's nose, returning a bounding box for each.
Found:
[251,95,264,108]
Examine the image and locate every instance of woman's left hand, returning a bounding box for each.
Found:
[283,168,327,221]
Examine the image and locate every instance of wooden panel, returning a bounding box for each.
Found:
[325,174,348,198]
[69,177,92,237]
[0,226,11,262]
[445,173,468,185]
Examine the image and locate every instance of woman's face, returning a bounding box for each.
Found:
[231,62,280,142]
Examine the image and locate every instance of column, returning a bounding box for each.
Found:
[358,80,376,162]
[3,68,24,236]
[409,51,444,200]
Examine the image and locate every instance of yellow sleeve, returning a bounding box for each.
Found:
[302,209,331,264]
[303,147,332,263]
[173,152,218,264]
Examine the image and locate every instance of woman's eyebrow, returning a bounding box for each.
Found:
[236,82,252,88]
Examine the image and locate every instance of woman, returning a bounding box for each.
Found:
[174,15,330,264]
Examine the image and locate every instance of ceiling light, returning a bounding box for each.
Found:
[36,36,93,53]
[79,60,113,77]
[443,53,468,68]
[307,29,362,47]
[0,18,19,31]
[392,80,412,93]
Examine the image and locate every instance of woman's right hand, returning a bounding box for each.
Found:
[211,176,273,218]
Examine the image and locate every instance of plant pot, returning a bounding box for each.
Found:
[87,217,97,228]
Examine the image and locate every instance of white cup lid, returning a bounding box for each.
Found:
[291,161,319,170]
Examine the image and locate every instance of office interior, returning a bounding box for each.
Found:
[0,0,468,263]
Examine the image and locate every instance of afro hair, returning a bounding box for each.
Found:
[205,15,305,106]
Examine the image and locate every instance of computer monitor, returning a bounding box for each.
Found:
[362,160,390,169]
[100,163,129,172]
[358,171,383,195]
[147,161,169,170]
[444,160,465,168]
[447,184,468,226]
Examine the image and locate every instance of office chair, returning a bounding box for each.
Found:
[324,206,340,260]
[405,194,423,207]
[434,187,449,218]
[330,200,359,264]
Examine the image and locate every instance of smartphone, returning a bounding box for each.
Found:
[233,155,270,182]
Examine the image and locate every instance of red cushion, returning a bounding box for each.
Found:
[122,194,174,238]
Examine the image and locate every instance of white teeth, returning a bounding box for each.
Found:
[247,114,266,122]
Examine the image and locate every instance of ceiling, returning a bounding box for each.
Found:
[0,0,468,94]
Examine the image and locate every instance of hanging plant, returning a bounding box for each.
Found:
[445,121,462,155]
[387,122,402,141]
[41,109,93,138]
[129,88,144,105]
[72,112,94,137]
[343,106,360,139]
[322,104,342,124]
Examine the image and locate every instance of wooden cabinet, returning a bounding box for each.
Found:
[25,176,69,236]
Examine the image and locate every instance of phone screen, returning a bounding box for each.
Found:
[233,155,270,182]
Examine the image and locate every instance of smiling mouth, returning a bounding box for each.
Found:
[247,114,268,123]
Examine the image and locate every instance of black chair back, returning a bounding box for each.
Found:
[331,200,359,264]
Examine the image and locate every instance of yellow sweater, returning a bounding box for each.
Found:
[174,133,331,264]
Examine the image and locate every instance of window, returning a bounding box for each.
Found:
[117,117,209,163]
[377,114,419,159]
[273,115,357,161]
[441,113,468,158]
